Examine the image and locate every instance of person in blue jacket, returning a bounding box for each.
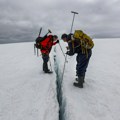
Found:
[61,33,92,88]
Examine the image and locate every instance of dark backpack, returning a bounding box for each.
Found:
[34,28,52,56]
[35,37,43,49]
[34,34,48,49]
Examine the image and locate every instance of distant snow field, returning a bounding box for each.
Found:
[0,38,120,120]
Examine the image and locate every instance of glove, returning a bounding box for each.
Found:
[56,40,59,43]
[65,51,69,55]
[66,51,74,56]
[66,46,69,50]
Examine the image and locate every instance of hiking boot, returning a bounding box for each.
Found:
[44,69,53,74]
[73,82,83,88]
[75,77,85,83]
[43,62,49,72]
[73,76,84,88]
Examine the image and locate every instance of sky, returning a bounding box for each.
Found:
[0,0,120,43]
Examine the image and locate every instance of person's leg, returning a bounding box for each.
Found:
[74,50,92,88]
[43,62,48,71]
[42,54,49,72]
[76,50,92,77]
[74,76,84,88]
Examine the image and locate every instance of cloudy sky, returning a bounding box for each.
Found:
[0,0,120,43]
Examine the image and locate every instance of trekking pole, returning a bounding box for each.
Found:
[58,43,66,58]
[49,57,53,72]
[70,11,78,33]
[37,48,39,56]
[61,53,68,81]
[34,44,36,55]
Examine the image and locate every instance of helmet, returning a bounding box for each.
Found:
[61,33,67,39]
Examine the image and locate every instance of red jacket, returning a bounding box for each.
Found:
[40,35,57,54]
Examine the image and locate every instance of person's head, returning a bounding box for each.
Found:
[61,33,68,42]
[53,35,58,41]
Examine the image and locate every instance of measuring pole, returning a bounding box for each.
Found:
[70,11,78,33]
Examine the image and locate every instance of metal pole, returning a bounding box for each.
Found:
[61,54,67,81]
[34,44,36,55]
[70,11,78,33]
[61,11,78,81]
[37,48,39,56]
[58,43,66,58]
[49,57,52,72]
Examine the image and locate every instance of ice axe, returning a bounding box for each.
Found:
[43,29,52,38]
[39,28,51,37]
[44,29,52,37]
[38,27,42,37]
[47,29,52,35]
[39,29,52,42]
[70,11,78,33]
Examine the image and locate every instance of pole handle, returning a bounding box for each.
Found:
[45,29,52,36]
[48,29,52,33]
[71,11,78,14]
[70,11,79,33]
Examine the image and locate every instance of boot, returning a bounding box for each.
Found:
[73,76,84,88]
[43,62,49,72]
[44,69,53,74]
[75,76,85,83]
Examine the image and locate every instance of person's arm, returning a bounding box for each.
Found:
[52,40,59,45]
[66,41,74,56]
[66,34,74,56]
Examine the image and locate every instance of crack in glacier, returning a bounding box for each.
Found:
[53,47,65,120]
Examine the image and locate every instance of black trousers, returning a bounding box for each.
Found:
[76,50,92,77]
[42,53,49,71]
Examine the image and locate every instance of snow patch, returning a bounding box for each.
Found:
[0,42,59,120]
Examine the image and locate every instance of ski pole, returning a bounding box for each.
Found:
[61,53,68,81]
[70,11,78,33]
[58,43,68,62]
[37,48,39,56]
[49,57,52,72]
[58,43,66,58]
[34,44,36,55]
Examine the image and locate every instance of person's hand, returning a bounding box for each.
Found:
[66,46,69,50]
[56,40,59,43]
[66,51,74,56]
[65,51,69,55]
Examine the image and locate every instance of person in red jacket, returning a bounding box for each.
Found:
[40,35,59,73]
